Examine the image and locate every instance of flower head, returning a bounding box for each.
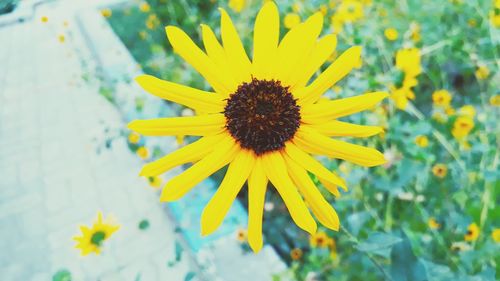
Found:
[148,176,162,188]
[490,95,500,106]
[492,228,500,243]
[428,218,440,229]
[128,2,387,252]
[464,223,480,241]
[432,163,447,178]
[475,65,490,80]
[415,135,428,147]
[128,132,141,144]
[236,228,247,242]
[432,90,452,107]
[384,28,398,41]
[310,231,333,248]
[290,248,303,260]
[139,2,151,13]
[451,116,474,139]
[73,212,120,256]
[229,0,246,13]
[101,9,112,18]
[136,146,149,159]
[41,16,48,23]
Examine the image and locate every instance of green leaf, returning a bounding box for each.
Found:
[138,219,150,230]
[356,232,402,258]
[52,269,71,281]
[175,240,183,262]
[184,272,196,281]
[390,232,427,281]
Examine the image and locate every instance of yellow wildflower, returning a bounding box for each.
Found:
[148,176,162,188]
[236,229,247,242]
[335,0,364,23]
[229,0,245,13]
[101,9,112,18]
[458,105,475,118]
[136,146,149,159]
[464,223,480,241]
[475,65,490,80]
[384,28,398,41]
[432,90,452,107]
[58,35,65,43]
[128,132,141,144]
[451,116,474,139]
[395,48,422,77]
[310,232,331,248]
[490,95,500,106]
[73,212,120,256]
[139,2,151,13]
[432,164,447,178]
[415,135,429,147]
[284,13,301,29]
[428,218,440,229]
[492,229,500,243]
[41,16,48,23]
[410,22,421,42]
[290,248,303,260]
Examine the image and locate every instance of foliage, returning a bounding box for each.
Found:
[107,0,499,280]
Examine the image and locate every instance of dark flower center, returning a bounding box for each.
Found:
[90,231,106,246]
[224,78,301,155]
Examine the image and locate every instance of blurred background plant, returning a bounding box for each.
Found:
[105,0,499,280]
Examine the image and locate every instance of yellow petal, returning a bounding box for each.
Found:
[305,121,383,137]
[284,142,346,190]
[295,127,386,167]
[219,8,252,84]
[127,114,225,136]
[166,26,230,94]
[135,75,225,113]
[301,92,389,124]
[200,24,240,93]
[290,34,337,91]
[247,158,268,252]
[317,176,341,197]
[160,136,238,201]
[139,134,226,177]
[252,1,279,80]
[296,46,362,105]
[274,12,323,86]
[261,152,317,234]
[285,154,340,230]
[201,150,255,235]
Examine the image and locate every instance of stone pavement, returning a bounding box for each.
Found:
[0,2,197,281]
[0,1,286,281]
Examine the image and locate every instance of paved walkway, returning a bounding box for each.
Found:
[0,2,197,280]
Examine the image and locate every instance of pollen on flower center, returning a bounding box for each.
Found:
[224,78,301,155]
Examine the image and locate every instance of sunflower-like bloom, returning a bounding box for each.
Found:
[73,212,120,256]
[129,2,387,252]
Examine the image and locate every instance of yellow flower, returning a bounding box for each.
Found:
[428,218,440,229]
[445,106,455,116]
[148,176,162,188]
[432,164,447,178]
[468,19,477,27]
[101,9,112,18]
[229,0,246,13]
[490,95,500,106]
[491,8,500,28]
[410,22,421,42]
[146,14,160,29]
[290,248,303,260]
[58,35,65,43]
[128,2,387,253]
[432,90,452,107]
[451,116,474,139]
[492,228,500,242]
[384,28,398,41]
[415,135,428,147]
[139,2,151,13]
[391,86,415,110]
[464,223,480,241]
[73,212,120,256]
[284,13,301,29]
[310,232,331,248]
[475,65,490,80]
[41,16,48,23]
[236,228,247,242]
[335,0,364,23]
[458,105,475,118]
[128,132,141,144]
[136,146,149,159]
[395,48,422,78]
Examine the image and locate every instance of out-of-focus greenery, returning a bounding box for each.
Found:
[107,0,499,280]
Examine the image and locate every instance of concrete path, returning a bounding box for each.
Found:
[0,2,197,280]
